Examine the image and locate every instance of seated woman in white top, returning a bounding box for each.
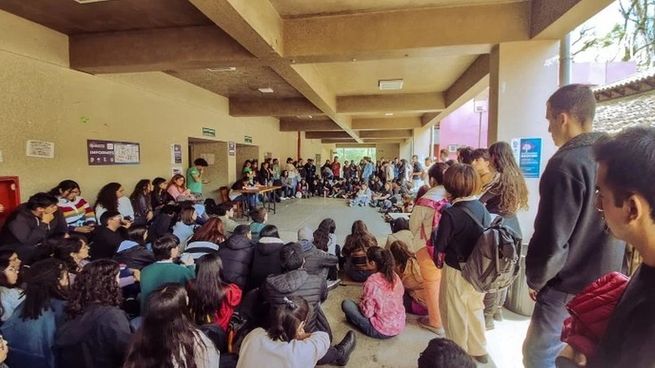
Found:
[237,296,330,368]
[94,182,134,222]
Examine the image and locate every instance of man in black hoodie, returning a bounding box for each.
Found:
[217,224,255,289]
[523,84,625,368]
[262,242,356,366]
[0,192,67,263]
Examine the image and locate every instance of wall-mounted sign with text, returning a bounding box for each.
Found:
[228,141,236,156]
[87,139,140,165]
[515,137,542,178]
[244,136,253,144]
[202,127,216,137]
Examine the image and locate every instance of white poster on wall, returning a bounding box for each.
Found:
[26,140,55,159]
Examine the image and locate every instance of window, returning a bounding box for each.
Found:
[334,147,377,162]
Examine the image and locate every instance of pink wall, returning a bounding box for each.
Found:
[437,62,637,153]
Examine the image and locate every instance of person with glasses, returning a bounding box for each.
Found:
[523,84,625,368]
[0,250,23,322]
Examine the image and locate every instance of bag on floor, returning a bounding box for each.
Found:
[458,207,522,293]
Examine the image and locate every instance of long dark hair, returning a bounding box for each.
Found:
[52,237,86,274]
[66,260,122,318]
[267,296,309,342]
[313,218,336,251]
[130,179,152,202]
[488,142,529,215]
[49,179,80,197]
[367,246,396,286]
[95,182,122,213]
[0,250,17,288]
[19,258,68,320]
[152,177,167,194]
[124,284,203,368]
[189,218,225,244]
[389,240,415,271]
[344,220,377,253]
[187,254,228,325]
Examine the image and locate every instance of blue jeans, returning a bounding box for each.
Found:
[522,286,575,368]
[341,299,393,339]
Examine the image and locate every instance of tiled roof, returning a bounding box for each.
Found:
[594,89,655,134]
[593,69,655,102]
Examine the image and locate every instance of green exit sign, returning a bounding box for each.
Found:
[202,127,216,137]
[244,135,253,144]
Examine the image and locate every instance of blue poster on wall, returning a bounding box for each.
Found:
[519,138,542,178]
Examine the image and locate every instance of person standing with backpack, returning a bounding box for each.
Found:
[522,85,625,368]
[434,164,491,364]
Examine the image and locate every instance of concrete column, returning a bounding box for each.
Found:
[488,40,559,240]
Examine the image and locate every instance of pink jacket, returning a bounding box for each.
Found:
[360,272,406,336]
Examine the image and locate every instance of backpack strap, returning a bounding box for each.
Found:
[458,205,486,230]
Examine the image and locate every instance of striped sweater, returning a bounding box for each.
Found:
[57,197,96,230]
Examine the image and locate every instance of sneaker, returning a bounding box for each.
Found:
[334,331,356,366]
[493,309,503,322]
[280,196,287,200]
[473,354,489,364]
[485,316,495,331]
[417,317,445,337]
[327,278,341,291]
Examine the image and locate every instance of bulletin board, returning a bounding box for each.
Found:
[87,139,140,165]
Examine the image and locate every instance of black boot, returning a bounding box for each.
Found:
[334,330,356,366]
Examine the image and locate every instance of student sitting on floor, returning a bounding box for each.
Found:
[297,227,338,284]
[90,211,127,261]
[187,253,242,331]
[114,225,155,271]
[341,246,405,339]
[0,250,23,322]
[50,180,96,235]
[249,208,268,241]
[139,235,195,313]
[417,338,476,368]
[171,206,198,251]
[342,220,378,282]
[182,217,224,263]
[313,218,342,281]
[95,182,134,223]
[247,225,285,292]
[237,296,335,368]
[54,260,133,368]
[385,217,414,249]
[217,202,239,237]
[129,179,154,226]
[389,240,428,316]
[217,225,255,290]
[124,284,220,368]
[348,183,372,207]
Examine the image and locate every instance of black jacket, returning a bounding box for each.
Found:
[526,133,625,294]
[54,304,133,368]
[247,237,284,291]
[262,269,331,339]
[113,243,156,270]
[304,163,317,179]
[90,226,125,260]
[300,240,337,280]
[146,212,174,243]
[217,234,255,289]
[0,204,67,247]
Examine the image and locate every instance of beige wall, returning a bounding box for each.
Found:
[374,143,400,161]
[0,10,329,200]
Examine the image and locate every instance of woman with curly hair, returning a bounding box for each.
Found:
[0,250,23,322]
[95,182,134,222]
[342,220,378,282]
[124,284,220,368]
[186,253,242,330]
[0,259,69,368]
[54,260,132,368]
[480,141,529,329]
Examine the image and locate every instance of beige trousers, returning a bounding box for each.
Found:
[439,264,487,356]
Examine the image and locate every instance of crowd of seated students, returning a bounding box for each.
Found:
[1,94,653,368]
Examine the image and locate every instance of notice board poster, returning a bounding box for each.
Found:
[518,137,542,178]
[87,139,140,165]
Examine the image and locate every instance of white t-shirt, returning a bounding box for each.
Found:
[236,328,330,368]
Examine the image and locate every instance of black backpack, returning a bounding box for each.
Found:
[458,207,522,293]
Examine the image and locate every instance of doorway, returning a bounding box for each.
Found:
[188,138,230,199]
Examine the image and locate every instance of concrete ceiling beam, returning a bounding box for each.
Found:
[306,131,351,139]
[229,98,321,117]
[359,130,413,139]
[70,25,260,74]
[337,93,445,114]
[531,0,616,39]
[352,117,422,131]
[283,2,529,63]
[189,0,362,142]
[279,119,340,131]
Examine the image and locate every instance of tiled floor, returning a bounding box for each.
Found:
[258,197,531,368]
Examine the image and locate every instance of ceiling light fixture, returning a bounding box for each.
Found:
[384,113,394,116]
[73,0,112,3]
[378,79,404,90]
[206,66,237,72]
[258,87,274,93]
